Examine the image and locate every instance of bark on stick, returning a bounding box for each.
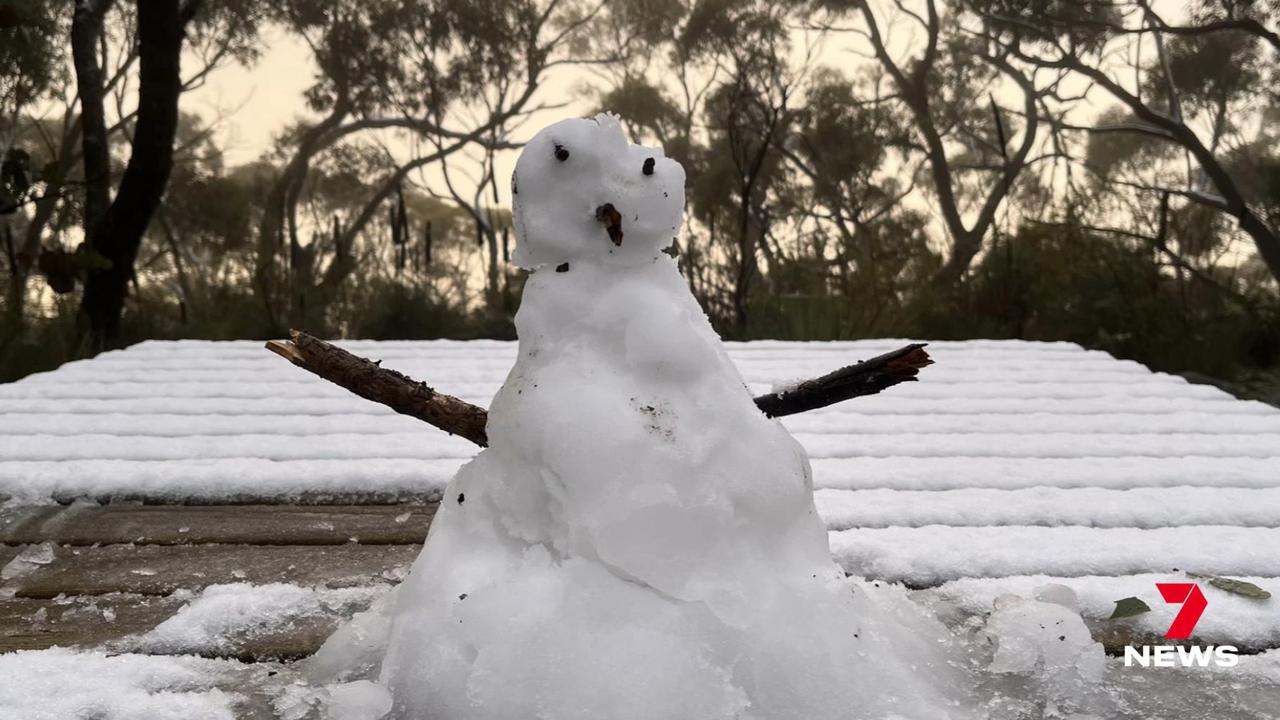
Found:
[266,330,490,447]
[752,343,932,418]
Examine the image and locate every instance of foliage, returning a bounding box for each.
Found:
[1,0,1279,404]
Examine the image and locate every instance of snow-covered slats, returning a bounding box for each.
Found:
[2,431,1275,462]
[0,380,1228,402]
[6,410,1279,437]
[3,339,1280,594]
[1,458,460,503]
[0,433,477,461]
[811,456,1280,490]
[2,395,1268,419]
[815,487,1280,529]
[829,526,1280,586]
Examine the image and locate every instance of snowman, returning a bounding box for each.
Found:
[308,113,968,720]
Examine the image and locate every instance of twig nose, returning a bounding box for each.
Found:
[595,203,624,246]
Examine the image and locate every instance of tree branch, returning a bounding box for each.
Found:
[266,333,934,447]
[266,331,491,447]
[753,343,933,418]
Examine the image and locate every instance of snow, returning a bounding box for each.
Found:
[832,526,1280,585]
[816,486,1280,529]
[2,338,1275,503]
[0,648,241,720]
[919,573,1280,649]
[125,583,385,656]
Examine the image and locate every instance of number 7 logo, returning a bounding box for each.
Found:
[1156,583,1208,640]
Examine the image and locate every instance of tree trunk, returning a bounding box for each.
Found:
[70,0,113,245]
[1238,208,1280,286]
[75,0,190,352]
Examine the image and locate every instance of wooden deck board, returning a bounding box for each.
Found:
[0,594,183,652]
[10,543,419,598]
[0,503,424,659]
[0,502,436,546]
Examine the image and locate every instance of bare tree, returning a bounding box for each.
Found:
[253,0,617,332]
[829,0,1058,288]
[978,0,1280,285]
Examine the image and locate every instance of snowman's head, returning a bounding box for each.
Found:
[511,113,686,269]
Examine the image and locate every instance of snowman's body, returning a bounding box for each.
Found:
[320,115,965,719]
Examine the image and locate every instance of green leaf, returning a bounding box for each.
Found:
[1109,596,1152,620]
[1207,577,1272,600]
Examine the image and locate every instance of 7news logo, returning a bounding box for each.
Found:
[1123,582,1239,668]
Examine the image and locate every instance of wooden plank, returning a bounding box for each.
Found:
[0,503,436,546]
[0,590,374,661]
[0,505,61,540]
[12,543,420,598]
[0,594,183,653]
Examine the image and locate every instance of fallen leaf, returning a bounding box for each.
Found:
[1109,596,1152,620]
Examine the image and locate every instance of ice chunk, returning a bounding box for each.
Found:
[326,680,392,720]
[1,542,56,586]
[979,595,1108,716]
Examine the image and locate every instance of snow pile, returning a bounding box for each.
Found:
[920,573,1280,649]
[0,648,239,720]
[126,582,385,656]
[311,115,971,718]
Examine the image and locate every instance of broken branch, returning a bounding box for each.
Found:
[753,343,933,418]
[266,330,490,447]
[266,333,933,447]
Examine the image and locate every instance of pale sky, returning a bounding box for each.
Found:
[182,25,598,208]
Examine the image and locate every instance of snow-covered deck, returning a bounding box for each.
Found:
[3,339,1279,655]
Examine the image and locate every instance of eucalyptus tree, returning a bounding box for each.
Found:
[61,0,262,350]
[0,0,62,336]
[968,0,1280,286]
[812,0,1070,290]
[254,0,625,332]
[597,0,811,334]
[783,70,935,336]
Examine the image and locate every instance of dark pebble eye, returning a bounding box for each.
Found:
[554,144,569,162]
[642,158,655,176]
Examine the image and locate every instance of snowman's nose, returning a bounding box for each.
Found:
[595,203,624,246]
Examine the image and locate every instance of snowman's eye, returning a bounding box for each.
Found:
[554,144,569,162]
[642,158,655,176]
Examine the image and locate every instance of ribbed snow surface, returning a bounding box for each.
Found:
[4,339,1279,639]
